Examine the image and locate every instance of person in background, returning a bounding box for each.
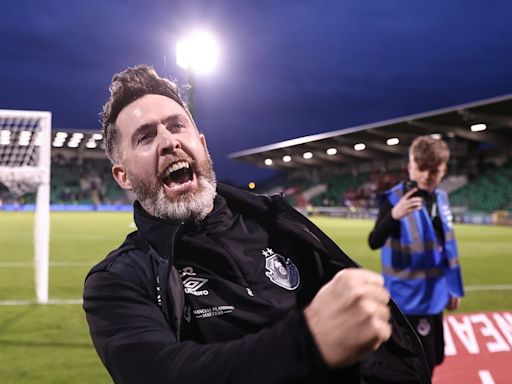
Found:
[83,64,431,383]
[368,135,464,378]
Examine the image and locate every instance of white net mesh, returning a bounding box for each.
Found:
[0,114,48,196]
[0,166,44,196]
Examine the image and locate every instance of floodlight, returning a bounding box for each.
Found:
[303,152,313,159]
[176,30,220,75]
[326,148,337,155]
[34,132,42,146]
[264,158,273,166]
[354,143,366,151]
[386,138,399,146]
[53,137,66,145]
[18,131,32,146]
[282,155,292,163]
[20,131,32,138]
[471,123,487,132]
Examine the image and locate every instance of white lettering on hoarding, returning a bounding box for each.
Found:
[444,312,512,356]
[493,313,512,346]
[448,315,479,354]
[443,319,457,356]
[470,314,510,353]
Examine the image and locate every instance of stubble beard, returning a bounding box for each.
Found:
[128,157,217,222]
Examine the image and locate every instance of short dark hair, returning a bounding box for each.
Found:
[409,135,450,170]
[101,64,192,163]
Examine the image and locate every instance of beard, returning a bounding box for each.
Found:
[128,156,217,222]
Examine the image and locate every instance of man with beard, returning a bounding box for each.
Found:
[83,65,431,384]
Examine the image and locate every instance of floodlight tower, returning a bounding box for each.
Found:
[176,30,220,117]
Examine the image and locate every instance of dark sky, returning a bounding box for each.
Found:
[1,1,512,185]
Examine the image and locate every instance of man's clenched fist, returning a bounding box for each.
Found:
[304,268,392,367]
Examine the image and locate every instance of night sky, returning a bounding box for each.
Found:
[1,1,512,185]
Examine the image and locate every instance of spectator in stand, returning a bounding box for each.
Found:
[368,135,464,378]
[378,172,403,195]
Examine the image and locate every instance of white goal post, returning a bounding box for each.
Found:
[0,109,51,304]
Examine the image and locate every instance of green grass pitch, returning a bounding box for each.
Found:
[0,212,510,383]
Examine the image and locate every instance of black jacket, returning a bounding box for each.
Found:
[83,184,431,383]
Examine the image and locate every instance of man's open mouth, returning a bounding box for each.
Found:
[162,161,194,188]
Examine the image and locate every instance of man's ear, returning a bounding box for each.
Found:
[112,164,132,190]
[199,133,208,151]
[440,163,448,178]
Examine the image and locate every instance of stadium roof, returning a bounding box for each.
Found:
[229,94,512,171]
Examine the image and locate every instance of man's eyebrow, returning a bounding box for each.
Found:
[130,123,155,145]
[130,114,186,144]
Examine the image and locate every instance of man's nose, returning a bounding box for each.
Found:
[157,126,180,156]
[425,170,437,180]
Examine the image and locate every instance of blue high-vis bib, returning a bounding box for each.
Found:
[381,182,464,315]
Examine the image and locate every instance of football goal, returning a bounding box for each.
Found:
[0,109,51,304]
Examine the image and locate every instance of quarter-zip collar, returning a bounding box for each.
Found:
[183,194,234,235]
[134,201,183,260]
[133,184,279,260]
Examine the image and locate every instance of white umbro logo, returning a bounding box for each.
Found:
[179,267,209,296]
[183,276,208,291]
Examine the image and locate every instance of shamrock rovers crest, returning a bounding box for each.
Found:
[262,248,300,290]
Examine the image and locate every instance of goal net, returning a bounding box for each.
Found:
[0,110,51,304]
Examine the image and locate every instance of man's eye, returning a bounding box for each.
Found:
[137,134,150,144]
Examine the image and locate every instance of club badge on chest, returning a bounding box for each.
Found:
[262,248,300,290]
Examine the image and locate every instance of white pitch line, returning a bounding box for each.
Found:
[1,285,511,306]
[465,284,512,291]
[0,298,83,306]
[0,261,94,267]
[478,370,496,384]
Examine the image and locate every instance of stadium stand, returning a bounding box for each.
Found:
[450,161,512,212]
[232,94,512,223]
[256,161,512,220]
[1,147,510,218]
[0,154,129,206]
[271,171,403,209]
[50,156,128,205]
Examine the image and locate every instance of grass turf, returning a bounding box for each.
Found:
[0,212,511,383]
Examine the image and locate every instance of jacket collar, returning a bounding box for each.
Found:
[133,183,280,259]
[133,201,182,260]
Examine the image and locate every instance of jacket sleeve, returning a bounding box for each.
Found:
[368,199,400,250]
[83,271,326,384]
